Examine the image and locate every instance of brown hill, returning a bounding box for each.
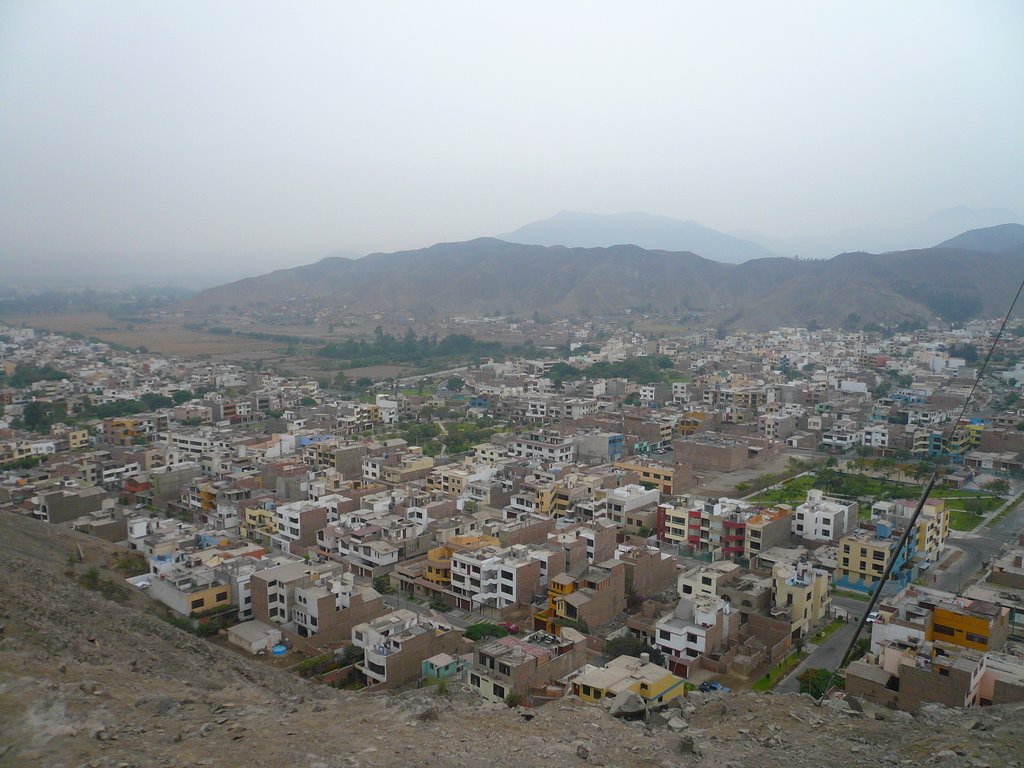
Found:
[189,238,1024,330]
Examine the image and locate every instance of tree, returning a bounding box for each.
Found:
[604,636,665,665]
[798,668,838,698]
[172,390,195,405]
[984,478,1011,496]
[446,376,465,392]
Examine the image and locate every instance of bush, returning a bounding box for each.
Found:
[504,692,524,708]
[463,622,508,641]
[604,636,664,665]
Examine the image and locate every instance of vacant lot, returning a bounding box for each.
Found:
[4,313,284,358]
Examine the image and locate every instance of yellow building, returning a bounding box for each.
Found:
[928,600,1011,652]
[772,559,831,639]
[241,504,276,545]
[572,654,686,705]
[613,459,680,494]
[67,429,90,450]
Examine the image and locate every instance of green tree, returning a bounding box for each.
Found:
[172,390,195,404]
[446,376,465,392]
[984,478,1010,496]
[604,636,665,665]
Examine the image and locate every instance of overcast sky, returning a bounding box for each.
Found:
[2,1,1022,281]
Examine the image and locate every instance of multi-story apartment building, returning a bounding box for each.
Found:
[872,498,949,566]
[792,489,858,542]
[601,484,661,530]
[743,505,793,560]
[250,561,385,646]
[448,544,564,612]
[351,609,461,689]
[772,557,831,639]
[653,595,738,678]
[271,499,329,554]
[612,458,690,495]
[468,630,587,703]
[836,520,917,593]
[532,560,626,634]
[683,497,755,556]
[510,429,576,463]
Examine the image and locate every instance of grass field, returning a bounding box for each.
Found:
[947,508,983,532]
[751,649,808,691]
[4,313,284,358]
[751,471,1004,510]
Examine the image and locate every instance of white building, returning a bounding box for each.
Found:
[792,489,858,542]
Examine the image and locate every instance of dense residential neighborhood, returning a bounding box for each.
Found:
[2,317,1023,714]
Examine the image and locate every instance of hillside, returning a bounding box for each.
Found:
[2,513,1022,767]
[498,211,778,264]
[935,223,1024,253]
[189,237,1024,329]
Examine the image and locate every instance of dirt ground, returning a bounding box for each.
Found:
[5,313,283,359]
[1,514,1022,768]
[693,450,802,497]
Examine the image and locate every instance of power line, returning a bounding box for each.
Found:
[819,272,1024,700]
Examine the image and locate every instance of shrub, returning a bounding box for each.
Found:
[463,622,508,641]
[504,692,524,708]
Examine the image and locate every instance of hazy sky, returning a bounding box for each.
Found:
[2,1,1023,280]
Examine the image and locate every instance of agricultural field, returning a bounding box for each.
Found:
[4,313,284,359]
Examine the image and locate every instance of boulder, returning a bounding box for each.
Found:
[608,692,647,721]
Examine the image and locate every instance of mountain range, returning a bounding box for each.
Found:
[498,211,777,264]
[190,224,1024,330]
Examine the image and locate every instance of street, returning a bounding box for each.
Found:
[936,491,1024,594]
[775,620,859,694]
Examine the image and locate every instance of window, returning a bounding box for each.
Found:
[501,584,514,595]
[965,632,988,646]
[191,598,205,609]
[701,576,712,586]
[471,674,481,687]
[493,684,505,699]
[216,591,228,602]
[659,629,671,640]
[682,584,693,595]
[686,633,697,643]
[933,624,955,636]
[499,663,511,676]
[268,593,278,603]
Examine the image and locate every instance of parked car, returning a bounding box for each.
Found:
[698,681,730,693]
[866,611,881,623]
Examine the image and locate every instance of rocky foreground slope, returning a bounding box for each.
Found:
[1,514,1021,768]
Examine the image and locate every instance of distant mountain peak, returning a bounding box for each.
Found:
[497,211,778,264]
[934,223,1024,253]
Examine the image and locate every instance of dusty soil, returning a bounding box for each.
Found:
[1,514,1021,768]
[5,313,284,359]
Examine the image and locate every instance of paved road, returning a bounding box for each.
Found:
[775,621,859,694]
[937,492,1024,594]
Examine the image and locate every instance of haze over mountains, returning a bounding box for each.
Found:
[499,211,778,264]
[190,223,1024,330]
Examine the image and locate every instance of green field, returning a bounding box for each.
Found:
[751,471,1004,513]
[947,508,984,532]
